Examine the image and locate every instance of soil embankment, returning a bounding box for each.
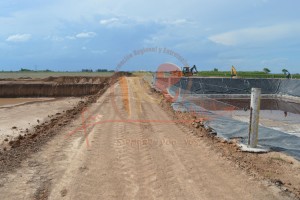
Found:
[0,74,123,173]
[0,76,109,97]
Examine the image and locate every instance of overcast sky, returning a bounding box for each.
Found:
[1,0,300,72]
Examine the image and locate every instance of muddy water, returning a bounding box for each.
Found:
[211,98,300,135]
[188,98,300,113]
[193,98,300,131]
[215,98,300,115]
[178,97,300,159]
[0,98,54,107]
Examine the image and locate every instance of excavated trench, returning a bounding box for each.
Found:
[0,73,128,174]
[0,76,111,144]
[0,76,109,97]
[155,77,300,160]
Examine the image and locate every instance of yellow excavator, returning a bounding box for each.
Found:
[231,66,238,78]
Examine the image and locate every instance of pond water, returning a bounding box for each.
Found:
[172,97,300,160]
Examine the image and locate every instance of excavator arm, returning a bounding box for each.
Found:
[190,65,198,74]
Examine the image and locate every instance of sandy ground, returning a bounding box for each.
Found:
[0,77,298,199]
[0,98,54,107]
[0,98,81,142]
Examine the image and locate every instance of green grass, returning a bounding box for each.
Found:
[196,71,300,79]
[1,71,300,79]
[0,72,114,79]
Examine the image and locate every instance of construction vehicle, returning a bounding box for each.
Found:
[286,70,291,79]
[182,65,198,77]
[231,66,238,78]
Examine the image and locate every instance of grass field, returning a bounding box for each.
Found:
[1,71,300,79]
[0,72,114,79]
[196,71,300,79]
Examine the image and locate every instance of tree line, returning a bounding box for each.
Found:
[211,67,290,74]
[82,69,115,72]
[18,68,115,72]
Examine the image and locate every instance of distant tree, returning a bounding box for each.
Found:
[213,68,218,72]
[20,68,30,72]
[263,68,271,74]
[82,69,93,72]
[96,69,108,72]
[282,69,288,75]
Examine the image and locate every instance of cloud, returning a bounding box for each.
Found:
[6,34,31,42]
[64,32,97,41]
[99,18,119,25]
[76,32,97,38]
[208,23,300,46]
[1,0,300,72]
[98,17,137,28]
[162,19,192,25]
[66,36,76,40]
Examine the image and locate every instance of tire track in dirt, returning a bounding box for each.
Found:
[139,103,203,199]
[48,88,116,199]
[64,80,160,199]
[113,122,140,199]
[65,85,123,199]
[130,77,191,199]
[129,78,163,200]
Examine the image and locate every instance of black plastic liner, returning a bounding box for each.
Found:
[155,77,300,160]
[167,78,300,97]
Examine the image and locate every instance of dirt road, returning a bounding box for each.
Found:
[0,77,291,199]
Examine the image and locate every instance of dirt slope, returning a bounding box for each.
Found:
[0,77,293,200]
